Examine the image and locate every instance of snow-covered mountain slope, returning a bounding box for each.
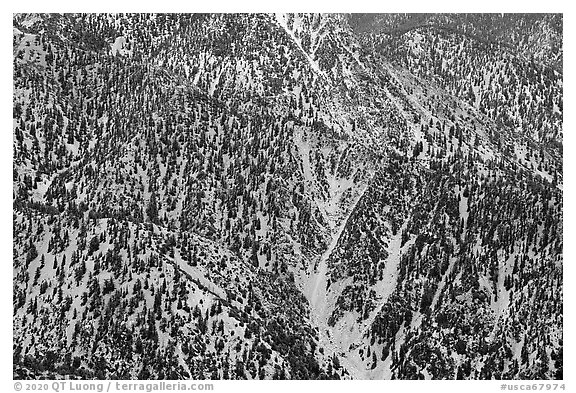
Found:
[13,13,562,380]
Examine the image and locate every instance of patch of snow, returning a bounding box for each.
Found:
[111,36,131,57]
[274,13,326,79]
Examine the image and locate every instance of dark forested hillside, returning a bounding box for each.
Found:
[13,13,562,380]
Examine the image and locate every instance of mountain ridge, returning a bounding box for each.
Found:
[13,13,562,380]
